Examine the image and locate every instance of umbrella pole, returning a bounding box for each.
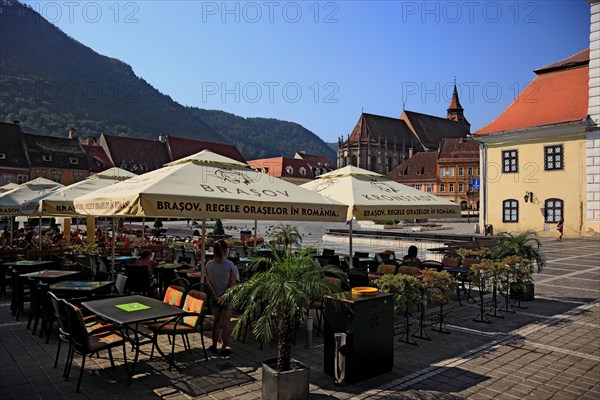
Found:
[86,216,95,245]
[201,218,206,283]
[253,219,258,249]
[111,217,116,273]
[9,217,13,246]
[64,218,71,243]
[142,217,145,236]
[348,219,353,268]
[39,215,42,249]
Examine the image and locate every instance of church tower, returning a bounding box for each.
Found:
[446,83,470,129]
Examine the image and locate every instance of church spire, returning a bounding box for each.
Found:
[446,80,470,129]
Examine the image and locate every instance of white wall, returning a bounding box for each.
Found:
[588,1,600,228]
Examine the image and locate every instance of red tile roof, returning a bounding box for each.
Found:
[386,151,438,182]
[401,110,470,150]
[534,49,589,74]
[23,133,89,170]
[0,122,29,169]
[348,113,418,147]
[295,151,334,171]
[81,144,114,173]
[476,50,589,135]
[100,134,170,173]
[166,136,246,164]
[438,138,479,163]
[247,157,314,179]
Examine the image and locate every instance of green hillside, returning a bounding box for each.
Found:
[0,0,336,162]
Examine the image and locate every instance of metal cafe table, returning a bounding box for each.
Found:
[4,260,56,270]
[82,295,184,382]
[1,260,56,296]
[20,269,80,283]
[49,280,114,295]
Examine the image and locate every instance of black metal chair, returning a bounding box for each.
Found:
[322,248,336,256]
[421,260,444,272]
[63,301,129,392]
[27,278,44,334]
[147,289,208,370]
[124,264,151,296]
[347,268,370,288]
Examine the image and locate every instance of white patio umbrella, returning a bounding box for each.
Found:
[73,150,348,277]
[0,182,19,193]
[23,167,136,216]
[22,168,137,264]
[301,165,461,265]
[0,177,63,246]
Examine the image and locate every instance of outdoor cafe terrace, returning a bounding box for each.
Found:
[0,223,598,399]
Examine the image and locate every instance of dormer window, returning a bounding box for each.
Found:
[299,167,306,176]
[286,166,294,175]
[42,154,52,162]
[69,157,79,165]
[0,154,6,160]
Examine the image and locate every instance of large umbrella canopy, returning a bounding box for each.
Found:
[0,183,19,193]
[301,166,460,264]
[22,167,137,216]
[301,165,460,221]
[0,178,63,215]
[73,150,347,222]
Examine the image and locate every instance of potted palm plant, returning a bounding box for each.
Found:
[494,231,544,301]
[494,231,545,272]
[272,224,302,252]
[224,246,345,400]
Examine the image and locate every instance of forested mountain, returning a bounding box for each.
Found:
[0,0,336,161]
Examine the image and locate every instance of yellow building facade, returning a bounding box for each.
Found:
[474,48,594,238]
[478,123,587,238]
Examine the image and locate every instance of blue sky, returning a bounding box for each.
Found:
[23,1,590,143]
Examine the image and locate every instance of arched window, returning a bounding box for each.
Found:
[351,155,357,166]
[299,167,306,176]
[371,156,377,169]
[285,166,294,175]
[503,199,519,223]
[545,198,563,223]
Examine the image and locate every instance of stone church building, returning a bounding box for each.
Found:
[337,84,470,174]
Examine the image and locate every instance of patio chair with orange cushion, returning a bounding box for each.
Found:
[442,257,461,268]
[63,301,128,393]
[376,263,397,275]
[397,265,421,276]
[147,289,208,370]
[163,284,187,308]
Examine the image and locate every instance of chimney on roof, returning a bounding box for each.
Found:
[68,127,77,139]
[12,120,20,125]
[159,133,167,144]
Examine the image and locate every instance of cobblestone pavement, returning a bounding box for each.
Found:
[0,229,598,399]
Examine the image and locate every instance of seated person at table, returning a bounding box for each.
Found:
[135,250,157,279]
[71,231,83,245]
[403,245,421,265]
